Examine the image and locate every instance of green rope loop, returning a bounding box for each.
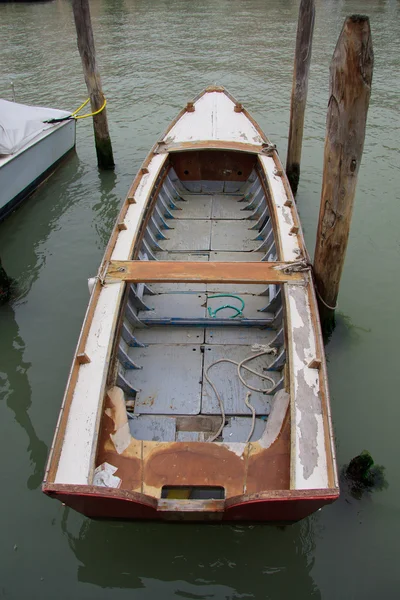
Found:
[207,294,245,319]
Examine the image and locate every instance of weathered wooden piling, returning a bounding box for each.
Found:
[313,15,373,332]
[72,0,115,170]
[286,0,315,195]
[0,257,11,304]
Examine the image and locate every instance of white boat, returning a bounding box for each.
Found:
[43,87,339,522]
[0,99,76,221]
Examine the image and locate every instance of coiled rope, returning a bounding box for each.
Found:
[207,293,245,319]
[205,347,278,443]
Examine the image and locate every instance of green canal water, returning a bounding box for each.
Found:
[0,0,399,597]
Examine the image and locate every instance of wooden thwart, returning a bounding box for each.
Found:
[106,260,305,284]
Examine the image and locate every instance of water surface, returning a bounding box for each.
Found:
[0,0,399,597]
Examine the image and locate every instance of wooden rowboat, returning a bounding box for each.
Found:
[43,87,339,522]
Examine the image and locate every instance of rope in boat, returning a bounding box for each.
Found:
[207,293,245,319]
[205,348,278,443]
[274,259,312,273]
[274,259,338,309]
[43,97,107,124]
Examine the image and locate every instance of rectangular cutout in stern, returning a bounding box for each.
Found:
[161,486,225,500]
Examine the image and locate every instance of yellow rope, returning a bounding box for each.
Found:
[74,97,107,120]
[70,97,90,117]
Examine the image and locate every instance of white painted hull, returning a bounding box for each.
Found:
[0,119,76,221]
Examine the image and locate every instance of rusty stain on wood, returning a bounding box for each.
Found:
[96,414,142,491]
[142,442,247,497]
[246,415,291,493]
[93,393,291,501]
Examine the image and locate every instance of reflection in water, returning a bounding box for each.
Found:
[0,0,399,596]
[61,511,320,597]
[0,152,84,302]
[324,312,371,351]
[92,169,120,249]
[0,305,47,490]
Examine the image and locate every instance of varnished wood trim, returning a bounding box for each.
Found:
[76,353,91,365]
[165,140,263,154]
[106,260,305,284]
[204,85,225,93]
[225,487,339,507]
[308,358,321,369]
[158,499,225,513]
[43,482,159,508]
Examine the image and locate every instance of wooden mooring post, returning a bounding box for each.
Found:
[286,0,315,195]
[72,0,115,170]
[313,15,373,333]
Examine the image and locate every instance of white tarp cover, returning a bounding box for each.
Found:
[0,99,71,156]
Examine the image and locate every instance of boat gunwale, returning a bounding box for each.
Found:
[257,152,337,491]
[307,277,339,489]
[44,152,170,484]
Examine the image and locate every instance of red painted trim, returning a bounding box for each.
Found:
[43,484,339,522]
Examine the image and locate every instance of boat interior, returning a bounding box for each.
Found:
[99,150,289,448]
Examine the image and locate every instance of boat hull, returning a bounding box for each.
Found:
[0,119,76,222]
[43,87,339,523]
[44,484,338,522]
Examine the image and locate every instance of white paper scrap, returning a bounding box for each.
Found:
[93,462,121,488]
